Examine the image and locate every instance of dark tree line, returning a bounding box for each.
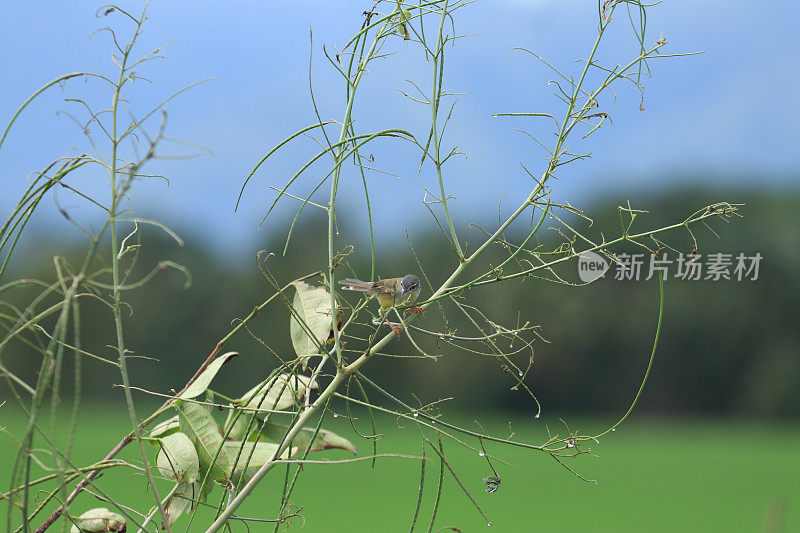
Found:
[3,186,797,418]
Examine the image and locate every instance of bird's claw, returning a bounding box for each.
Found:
[389,323,403,336]
[404,306,425,316]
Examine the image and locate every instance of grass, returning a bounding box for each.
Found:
[2,405,798,532]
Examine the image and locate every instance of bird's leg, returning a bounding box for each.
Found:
[378,307,403,336]
[404,306,425,316]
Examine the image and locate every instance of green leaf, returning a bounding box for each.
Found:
[237,373,317,414]
[157,432,200,484]
[263,421,357,455]
[163,482,200,528]
[180,351,238,399]
[149,415,180,440]
[224,440,293,488]
[290,281,341,368]
[69,508,126,532]
[176,400,230,482]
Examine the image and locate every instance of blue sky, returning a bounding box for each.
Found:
[1,1,798,258]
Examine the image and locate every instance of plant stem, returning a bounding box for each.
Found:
[105,8,170,529]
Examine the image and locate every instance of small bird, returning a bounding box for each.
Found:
[338,274,423,335]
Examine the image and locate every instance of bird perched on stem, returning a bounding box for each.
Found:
[338,274,423,335]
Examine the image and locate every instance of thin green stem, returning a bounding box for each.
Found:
[105,6,170,530]
[593,271,664,439]
[428,0,463,260]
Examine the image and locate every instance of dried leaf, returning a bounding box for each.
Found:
[69,508,126,532]
[237,373,317,414]
[290,281,341,368]
[223,406,249,441]
[180,351,238,399]
[224,440,293,488]
[163,482,200,528]
[157,432,200,484]
[263,421,357,454]
[176,400,230,482]
[149,415,180,440]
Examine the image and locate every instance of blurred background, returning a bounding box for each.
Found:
[1,1,798,531]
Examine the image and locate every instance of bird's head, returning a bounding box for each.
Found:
[400,274,420,295]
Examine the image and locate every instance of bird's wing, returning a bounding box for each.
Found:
[339,278,368,288]
[339,278,381,293]
[372,278,400,295]
[339,277,400,295]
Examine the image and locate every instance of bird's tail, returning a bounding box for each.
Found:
[338,278,375,293]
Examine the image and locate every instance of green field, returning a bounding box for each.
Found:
[2,406,798,532]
